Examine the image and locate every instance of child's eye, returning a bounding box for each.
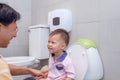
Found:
[52,42,55,44]
[48,41,56,44]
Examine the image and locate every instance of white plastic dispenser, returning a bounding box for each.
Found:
[48,9,72,32]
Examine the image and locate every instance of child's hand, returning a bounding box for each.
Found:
[34,70,48,80]
[34,75,43,80]
[41,70,48,78]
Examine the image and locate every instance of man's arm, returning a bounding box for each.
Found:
[8,64,42,76]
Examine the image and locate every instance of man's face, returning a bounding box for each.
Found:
[0,22,17,48]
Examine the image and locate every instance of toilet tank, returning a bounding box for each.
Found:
[28,25,49,59]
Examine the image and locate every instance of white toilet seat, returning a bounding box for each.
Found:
[67,44,88,80]
[3,56,35,66]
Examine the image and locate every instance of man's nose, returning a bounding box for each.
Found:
[13,31,17,37]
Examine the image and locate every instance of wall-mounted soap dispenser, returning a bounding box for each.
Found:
[48,9,72,32]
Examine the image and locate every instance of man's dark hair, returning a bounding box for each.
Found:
[0,3,20,26]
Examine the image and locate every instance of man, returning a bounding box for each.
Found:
[0,3,42,80]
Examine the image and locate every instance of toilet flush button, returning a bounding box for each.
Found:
[68,50,72,54]
[82,51,86,56]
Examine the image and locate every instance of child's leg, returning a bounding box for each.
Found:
[41,65,49,71]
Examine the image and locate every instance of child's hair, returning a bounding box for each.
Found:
[49,29,70,46]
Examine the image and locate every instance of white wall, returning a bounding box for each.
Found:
[0,0,31,56]
[31,0,120,80]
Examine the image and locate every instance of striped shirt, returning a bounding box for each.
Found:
[0,55,13,80]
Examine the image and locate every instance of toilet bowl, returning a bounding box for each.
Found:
[3,56,35,67]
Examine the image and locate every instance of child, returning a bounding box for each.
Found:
[40,29,76,80]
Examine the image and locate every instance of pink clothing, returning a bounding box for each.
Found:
[47,51,76,80]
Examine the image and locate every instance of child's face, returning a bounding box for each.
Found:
[47,34,66,55]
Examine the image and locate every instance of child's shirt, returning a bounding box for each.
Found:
[0,55,13,80]
[47,51,76,80]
